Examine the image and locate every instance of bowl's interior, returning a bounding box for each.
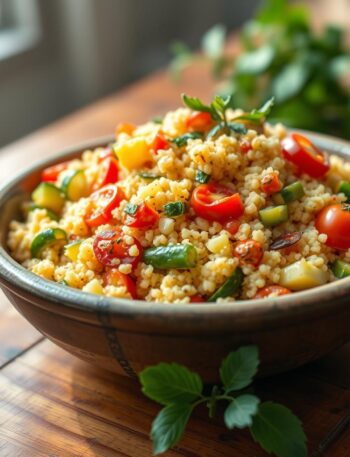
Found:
[1,132,350,324]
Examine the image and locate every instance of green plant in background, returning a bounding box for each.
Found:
[171,0,350,139]
[140,346,307,456]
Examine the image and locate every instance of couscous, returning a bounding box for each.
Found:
[8,95,350,303]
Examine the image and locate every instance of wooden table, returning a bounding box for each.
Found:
[1,45,350,457]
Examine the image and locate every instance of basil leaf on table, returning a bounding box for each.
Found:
[220,345,259,392]
[139,362,203,405]
[151,403,193,455]
[224,394,260,429]
[250,402,307,457]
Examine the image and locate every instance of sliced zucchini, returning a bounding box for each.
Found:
[259,205,288,227]
[208,267,243,302]
[64,240,82,262]
[279,259,327,291]
[61,169,88,201]
[30,228,68,258]
[281,181,305,203]
[331,259,350,279]
[32,182,65,214]
[28,204,59,221]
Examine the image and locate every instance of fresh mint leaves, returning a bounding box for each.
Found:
[140,346,307,456]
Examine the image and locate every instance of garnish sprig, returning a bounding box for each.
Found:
[182,93,274,139]
[140,345,307,456]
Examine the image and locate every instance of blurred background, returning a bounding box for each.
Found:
[0,0,258,147]
[0,0,349,148]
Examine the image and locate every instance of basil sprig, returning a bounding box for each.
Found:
[140,346,306,456]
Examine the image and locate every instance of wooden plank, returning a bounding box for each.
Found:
[0,339,348,457]
[0,292,42,367]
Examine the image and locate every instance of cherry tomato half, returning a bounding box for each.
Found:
[281,133,330,178]
[239,139,252,154]
[124,202,160,229]
[191,183,244,222]
[93,230,142,269]
[315,203,350,250]
[186,112,213,132]
[42,161,70,182]
[234,240,264,267]
[92,157,119,191]
[103,268,138,299]
[190,294,205,303]
[254,285,291,299]
[260,171,282,195]
[152,132,169,153]
[85,184,125,227]
[224,220,241,235]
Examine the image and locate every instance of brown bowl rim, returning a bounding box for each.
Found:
[1,131,350,321]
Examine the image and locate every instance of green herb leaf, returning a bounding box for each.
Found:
[234,97,275,124]
[236,45,275,75]
[182,94,214,114]
[164,201,186,217]
[271,60,311,104]
[138,172,162,181]
[151,403,192,455]
[152,116,163,124]
[220,345,259,392]
[140,362,203,405]
[124,203,138,216]
[207,123,224,140]
[195,170,211,184]
[224,394,260,429]
[201,24,226,59]
[171,132,203,147]
[250,402,307,457]
[227,122,248,134]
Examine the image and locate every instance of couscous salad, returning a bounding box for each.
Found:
[8,95,350,302]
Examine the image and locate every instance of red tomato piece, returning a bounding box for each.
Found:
[124,203,160,229]
[260,171,282,195]
[190,295,205,303]
[93,229,142,269]
[152,132,169,153]
[281,133,330,178]
[315,203,350,250]
[224,220,241,235]
[115,122,136,136]
[254,285,291,299]
[239,139,252,153]
[92,157,119,191]
[234,239,264,267]
[191,183,244,222]
[186,111,212,131]
[85,184,125,227]
[41,161,70,182]
[103,268,138,299]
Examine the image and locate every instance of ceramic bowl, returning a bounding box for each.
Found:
[0,134,349,382]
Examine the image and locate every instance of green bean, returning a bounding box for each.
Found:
[143,244,197,269]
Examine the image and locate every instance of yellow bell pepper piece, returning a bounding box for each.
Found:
[279,259,328,291]
[113,137,153,170]
[64,240,82,262]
